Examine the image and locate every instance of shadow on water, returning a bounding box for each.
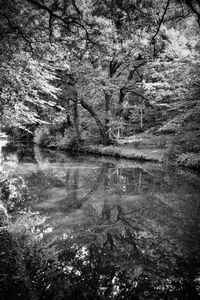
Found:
[1,141,200,299]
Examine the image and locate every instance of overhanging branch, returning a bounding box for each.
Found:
[25,0,89,36]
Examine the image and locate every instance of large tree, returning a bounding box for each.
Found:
[0,0,199,145]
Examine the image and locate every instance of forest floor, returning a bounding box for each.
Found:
[117,133,172,161]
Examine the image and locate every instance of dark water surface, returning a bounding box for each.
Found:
[1,141,200,299]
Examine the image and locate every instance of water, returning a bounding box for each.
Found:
[1,141,200,299]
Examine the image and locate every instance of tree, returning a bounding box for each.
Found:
[0,0,200,147]
[0,0,89,133]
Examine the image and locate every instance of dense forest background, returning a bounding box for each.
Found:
[0,0,200,168]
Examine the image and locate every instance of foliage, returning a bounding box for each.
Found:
[0,211,61,299]
[1,174,32,214]
[34,126,51,146]
[0,53,60,133]
[56,131,83,150]
[34,124,83,150]
[0,1,200,160]
[177,153,200,169]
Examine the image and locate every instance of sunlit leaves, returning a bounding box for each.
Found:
[0,52,61,129]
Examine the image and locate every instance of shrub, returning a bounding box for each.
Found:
[174,130,200,154]
[0,211,61,300]
[156,117,183,134]
[56,129,83,150]
[81,129,102,145]
[34,126,51,146]
[1,175,32,214]
[177,153,200,169]
[162,144,179,165]
[2,125,35,141]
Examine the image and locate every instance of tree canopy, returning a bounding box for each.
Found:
[0,0,200,153]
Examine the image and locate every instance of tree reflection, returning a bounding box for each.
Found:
[1,144,200,299]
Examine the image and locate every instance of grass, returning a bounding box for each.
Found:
[65,144,166,162]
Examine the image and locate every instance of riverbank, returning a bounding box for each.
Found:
[47,133,200,171]
[44,133,169,163]
[77,145,200,171]
[2,130,200,170]
[65,144,166,162]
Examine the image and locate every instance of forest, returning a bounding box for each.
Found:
[0,0,200,168]
[1,1,200,300]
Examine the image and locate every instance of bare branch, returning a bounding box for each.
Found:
[152,0,171,41]
[0,12,34,55]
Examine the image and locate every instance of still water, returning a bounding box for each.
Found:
[1,141,200,299]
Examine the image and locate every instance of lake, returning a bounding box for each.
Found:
[1,140,200,299]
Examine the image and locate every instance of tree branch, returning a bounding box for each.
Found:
[68,96,108,145]
[25,0,95,43]
[152,0,171,41]
[71,0,81,15]
[184,0,200,21]
[0,13,34,55]
[125,89,153,107]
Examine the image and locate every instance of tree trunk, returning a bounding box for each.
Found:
[105,91,111,139]
[79,98,110,146]
[116,87,125,117]
[140,107,143,130]
[73,96,80,138]
[66,98,72,127]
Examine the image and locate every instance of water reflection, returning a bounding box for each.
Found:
[1,141,200,299]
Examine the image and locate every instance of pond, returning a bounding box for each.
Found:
[1,141,200,299]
